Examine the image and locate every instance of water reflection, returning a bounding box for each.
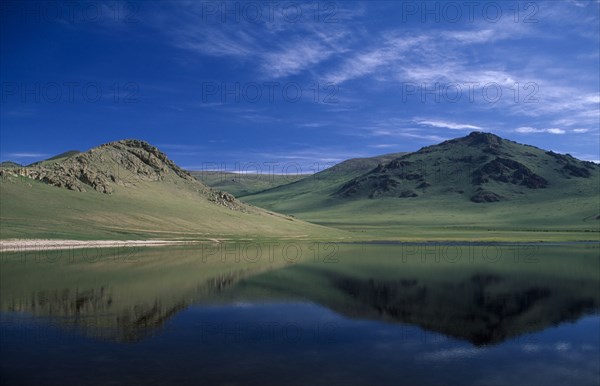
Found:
[1,243,598,346]
[330,271,597,345]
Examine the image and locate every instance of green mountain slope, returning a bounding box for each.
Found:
[0,161,22,168]
[242,132,599,238]
[336,132,598,202]
[190,171,307,197]
[28,150,81,167]
[241,152,407,213]
[0,140,341,240]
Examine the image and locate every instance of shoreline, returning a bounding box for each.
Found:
[1,238,599,253]
[0,239,213,252]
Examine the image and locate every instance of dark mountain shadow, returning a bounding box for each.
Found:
[1,269,257,343]
[329,272,598,345]
[226,255,600,346]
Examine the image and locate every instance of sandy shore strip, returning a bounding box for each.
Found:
[0,239,213,252]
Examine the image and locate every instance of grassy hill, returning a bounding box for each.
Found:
[241,152,407,213]
[192,152,406,198]
[2,133,598,242]
[0,140,341,240]
[29,150,81,167]
[190,171,307,197]
[0,161,22,168]
[242,132,599,240]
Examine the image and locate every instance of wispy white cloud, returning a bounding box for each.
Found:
[263,40,335,78]
[446,29,498,44]
[326,16,530,85]
[4,152,49,158]
[157,144,205,150]
[325,33,428,84]
[401,133,450,142]
[515,127,566,134]
[1,108,36,118]
[355,118,451,143]
[142,1,598,161]
[297,122,330,128]
[369,144,398,148]
[416,120,483,130]
[178,28,256,57]
[161,3,362,79]
[420,347,481,361]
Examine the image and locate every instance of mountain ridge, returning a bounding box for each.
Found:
[334,131,598,203]
[0,139,342,240]
[2,139,242,209]
[241,131,599,234]
[2,133,598,240]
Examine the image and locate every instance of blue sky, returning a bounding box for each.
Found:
[1,0,599,172]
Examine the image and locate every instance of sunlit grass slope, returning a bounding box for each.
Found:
[0,140,343,240]
[242,132,599,240]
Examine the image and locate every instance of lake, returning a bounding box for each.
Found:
[1,242,599,385]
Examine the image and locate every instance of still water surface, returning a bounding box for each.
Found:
[1,242,598,385]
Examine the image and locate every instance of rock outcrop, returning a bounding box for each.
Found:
[1,139,245,211]
[472,157,548,189]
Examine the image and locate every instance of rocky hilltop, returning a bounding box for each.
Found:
[1,139,241,210]
[335,132,599,203]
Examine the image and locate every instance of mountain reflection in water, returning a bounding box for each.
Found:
[1,243,597,345]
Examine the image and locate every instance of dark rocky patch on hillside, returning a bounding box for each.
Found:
[470,188,503,203]
[545,151,597,178]
[472,157,548,189]
[332,131,599,204]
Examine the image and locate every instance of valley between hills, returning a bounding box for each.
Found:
[1,132,598,243]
